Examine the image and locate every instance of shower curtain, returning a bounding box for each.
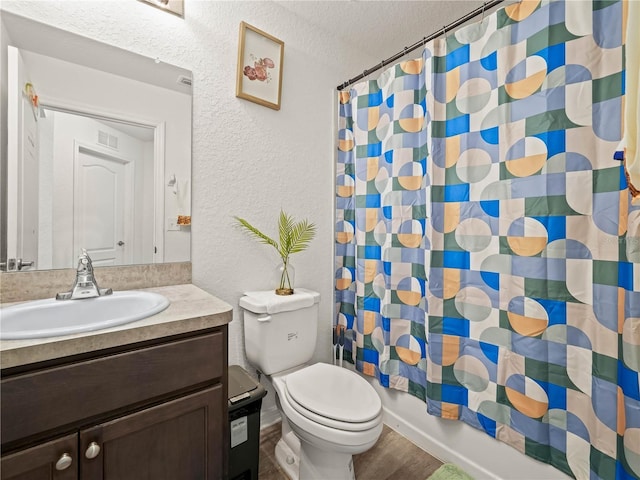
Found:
[336,55,430,400]
[335,1,640,479]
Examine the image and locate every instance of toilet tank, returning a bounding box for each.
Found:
[240,289,320,375]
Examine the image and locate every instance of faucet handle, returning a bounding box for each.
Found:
[78,249,94,271]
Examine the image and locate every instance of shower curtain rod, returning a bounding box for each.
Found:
[336,0,505,91]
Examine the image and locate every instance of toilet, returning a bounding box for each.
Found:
[240,288,383,480]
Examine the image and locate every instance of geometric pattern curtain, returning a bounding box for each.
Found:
[425,1,638,479]
[335,1,640,478]
[335,56,429,400]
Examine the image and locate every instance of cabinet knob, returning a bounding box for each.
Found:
[55,453,73,471]
[85,442,101,459]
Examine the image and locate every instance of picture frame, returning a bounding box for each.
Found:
[236,22,284,111]
[138,0,184,17]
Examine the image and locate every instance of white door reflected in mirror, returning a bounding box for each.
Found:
[74,143,130,267]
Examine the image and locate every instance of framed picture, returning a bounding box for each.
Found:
[138,0,184,17]
[236,22,284,110]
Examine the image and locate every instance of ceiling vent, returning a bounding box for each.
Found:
[98,130,119,150]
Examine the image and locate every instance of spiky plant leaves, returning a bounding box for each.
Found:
[233,216,279,251]
[287,219,317,255]
[278,210,295,259]
[234,211,316,263]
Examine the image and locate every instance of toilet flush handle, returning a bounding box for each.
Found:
[257,315,272,322]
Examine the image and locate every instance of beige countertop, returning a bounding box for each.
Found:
[0,284,233,369]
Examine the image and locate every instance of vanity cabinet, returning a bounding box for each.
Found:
[80,387,221,480]
[0,327,229,480]
[1,434,78,480]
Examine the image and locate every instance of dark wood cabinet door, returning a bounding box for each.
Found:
[80,386,224,480]
[1,434,78,480]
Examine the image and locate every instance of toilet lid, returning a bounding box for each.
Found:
[285,363,381,423]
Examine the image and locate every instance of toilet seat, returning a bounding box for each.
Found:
[283,363,382,432]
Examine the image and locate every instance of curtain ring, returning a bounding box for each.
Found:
[423,36,427,46]
[442,26,448,39]
[481,2,486,22]
[381,60,385,68]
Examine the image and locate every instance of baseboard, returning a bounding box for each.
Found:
[382,407,498,480]
[260,404,281,430]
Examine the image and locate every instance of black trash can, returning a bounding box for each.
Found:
[228,365,267,480]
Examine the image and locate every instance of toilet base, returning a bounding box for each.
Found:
[298,441,355,480]
[275,437,356,480]
[274,418,356,480]
[275,421,300,480]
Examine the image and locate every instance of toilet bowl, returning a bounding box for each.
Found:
[240,289,383,479]
[271,363,383,479]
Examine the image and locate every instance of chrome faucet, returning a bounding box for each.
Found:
[56,249,113,300]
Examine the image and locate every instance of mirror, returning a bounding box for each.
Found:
[0,11,192,271]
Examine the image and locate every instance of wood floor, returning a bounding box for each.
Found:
[258,422,443,480]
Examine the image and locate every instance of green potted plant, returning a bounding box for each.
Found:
[234,210,317,295]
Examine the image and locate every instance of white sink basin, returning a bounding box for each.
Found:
[0,291,170,340]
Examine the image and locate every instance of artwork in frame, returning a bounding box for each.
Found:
[138,0,184,17]
[236,22,284,110]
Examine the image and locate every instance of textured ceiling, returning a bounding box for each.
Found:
[274,0,485,62]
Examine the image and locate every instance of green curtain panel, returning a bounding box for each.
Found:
[335,1,640,478]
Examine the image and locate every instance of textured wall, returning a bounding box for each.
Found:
[0,0,377,417]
